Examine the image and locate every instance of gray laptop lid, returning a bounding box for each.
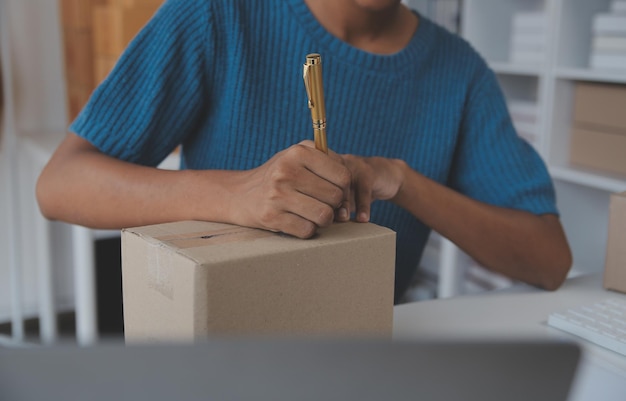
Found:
[0,339,580,401]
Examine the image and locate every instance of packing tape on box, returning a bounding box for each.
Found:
[155,226,276,249]
[146,242,175,300]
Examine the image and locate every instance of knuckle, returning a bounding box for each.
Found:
[270,159,300,183]
[269,164,288,181]
[317,205,335,226]
[330,187,344,207]
[338,168,352,188]
[289,143,309,159]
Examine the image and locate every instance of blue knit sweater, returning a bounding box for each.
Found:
[71,0,557,301]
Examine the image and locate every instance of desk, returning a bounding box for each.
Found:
[393,273,626,401]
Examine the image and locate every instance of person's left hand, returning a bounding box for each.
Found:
[337,154,407,222]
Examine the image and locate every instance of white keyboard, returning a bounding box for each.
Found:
[548,298,626,357]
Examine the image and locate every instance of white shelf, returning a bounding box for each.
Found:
[490,62,543,77]
[554,67,626,84]
[550,166,626,193]
[464,0,626,195]
[461,0,625,280]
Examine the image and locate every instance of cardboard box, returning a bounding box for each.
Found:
[573,82,626,131]
[604,192,626,294]
[570,82,626,174]
[122,221,396,343]
[570,126,626,175]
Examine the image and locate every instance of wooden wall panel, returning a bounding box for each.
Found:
[59,0,162,120]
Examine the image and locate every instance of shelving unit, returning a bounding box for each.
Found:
[462,0,626,277]
[0,0,165,345]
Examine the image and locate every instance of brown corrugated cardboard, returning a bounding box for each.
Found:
[573,82,626,131]
[570,127,626,175]
[122,221,396,343]
[569,83,626,174]
[604,192,626,294]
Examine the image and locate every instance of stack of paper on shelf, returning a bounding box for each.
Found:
[590,1,626,70]
[509,12,548,65]
[508,100,540,150]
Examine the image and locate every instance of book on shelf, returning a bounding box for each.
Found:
[509,12,547,65]
[509,37,546,64]
[511,12,548,32]
[589,10,626,70]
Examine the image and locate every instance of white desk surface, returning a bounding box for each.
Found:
[393,273,626,401]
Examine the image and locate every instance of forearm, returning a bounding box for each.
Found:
[392,162,572,290]
[38,135,349,238]
[36,138,239,229]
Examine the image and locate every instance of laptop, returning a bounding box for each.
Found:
[0,339,580,401]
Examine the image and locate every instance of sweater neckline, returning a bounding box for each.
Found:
[285,0,436,73]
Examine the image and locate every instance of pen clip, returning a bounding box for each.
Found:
[303,63,313,109]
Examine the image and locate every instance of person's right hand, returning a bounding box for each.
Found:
[228,141,351,238]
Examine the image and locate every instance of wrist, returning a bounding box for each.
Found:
[390,158,410,202]
[183,169,246,224]
[390,160,431,213]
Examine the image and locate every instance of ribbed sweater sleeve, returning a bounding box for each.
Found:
[450,67,556,215]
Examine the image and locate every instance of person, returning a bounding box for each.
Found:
[37,0,572,304]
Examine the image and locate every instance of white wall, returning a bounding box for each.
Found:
[9,0,67,132]
[1,0,75,323]
[555,181,610,274]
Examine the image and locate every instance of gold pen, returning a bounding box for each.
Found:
[303,53,328,154]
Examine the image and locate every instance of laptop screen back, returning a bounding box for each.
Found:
[0,339,580,401]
